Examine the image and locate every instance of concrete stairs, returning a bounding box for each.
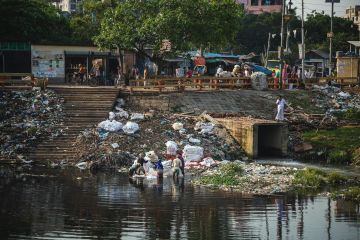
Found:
[26,87,119,163]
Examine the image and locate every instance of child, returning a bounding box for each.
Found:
[172,157,183,179]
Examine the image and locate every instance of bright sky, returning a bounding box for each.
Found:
[291,0,359,17]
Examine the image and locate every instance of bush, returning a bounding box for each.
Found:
[327,172,346,185]
[198,163,244,187]
[331,187,360,202]
[293,168,327,189]
[328,150,352,164]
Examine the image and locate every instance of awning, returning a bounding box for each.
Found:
[64,51,113,57]
[348,41,360,48]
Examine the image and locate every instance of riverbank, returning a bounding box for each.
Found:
[1,86,360,201]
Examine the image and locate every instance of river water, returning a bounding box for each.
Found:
[0,167,359,240]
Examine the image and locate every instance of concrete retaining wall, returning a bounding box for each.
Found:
[216,117,288,158]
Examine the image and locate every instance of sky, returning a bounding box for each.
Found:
[291,0,359,17]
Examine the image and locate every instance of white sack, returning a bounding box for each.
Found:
[165,141,178,155]
[98,120,123,132]
[122,121,139,134]
[182,145,204,162]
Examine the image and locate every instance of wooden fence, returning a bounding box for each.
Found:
[0,73,33,87]
[129,76,359,92]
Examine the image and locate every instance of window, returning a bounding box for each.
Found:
[261,0,282,6]
[70,3,76,11]
[251,0,259,6]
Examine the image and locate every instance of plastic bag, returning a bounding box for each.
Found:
[115,108,129,119]
[98,120,123,132]
[182,145,204,162]
[251,72,268,91]
[172,122,184,131]
[189,137,201,144]
[144,150,159,163]
[116,98,125,106]
[200,157,216,167]
[165,140,178,155]
[130,113,145,120]
[109,112,116,120]
[194,122,214,135]
[122,121,139,134]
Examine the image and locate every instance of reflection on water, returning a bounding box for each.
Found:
[0,167,359,240]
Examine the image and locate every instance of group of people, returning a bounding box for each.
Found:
[215,64,253,78]
[128,150,185,180]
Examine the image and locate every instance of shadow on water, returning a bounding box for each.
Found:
[0,166,359,240]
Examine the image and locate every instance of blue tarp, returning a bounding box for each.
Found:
[187,51,240,59]
[246,63,273,76]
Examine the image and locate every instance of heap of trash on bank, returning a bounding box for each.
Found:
[72,97,245,172]
[0,89,65,161]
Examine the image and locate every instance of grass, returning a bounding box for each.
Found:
[333,108,360,120]
[302,126,360,165]
[197,163,244,187]
[285,91,323,114]
[293,168,347,189]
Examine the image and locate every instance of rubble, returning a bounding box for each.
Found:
[0,89,65,161]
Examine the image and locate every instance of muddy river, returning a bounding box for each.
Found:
[0,167,359,239]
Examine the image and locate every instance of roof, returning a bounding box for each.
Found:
[187,51,240,59]
[348,41,360,48]
[306,50,329,59]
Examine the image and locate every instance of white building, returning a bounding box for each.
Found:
[52,0,81,13]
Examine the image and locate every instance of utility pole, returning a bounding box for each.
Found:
[279,0,286,90]
[301,0,305,82]
[329,0,334,76]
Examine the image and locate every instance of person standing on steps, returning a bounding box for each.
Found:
[275,95,287,121]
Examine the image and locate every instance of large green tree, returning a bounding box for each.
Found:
[94,0,243,72]
[0,0,71,43]
[305,11,358,52]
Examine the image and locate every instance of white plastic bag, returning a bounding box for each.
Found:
[122,121,139,134]
[172,122,184,131]
[189,137,201,144]
[194,122,214,135]
[162,160,173,177]
[144,151,159,163]
[165,141,178,155]
[116,98,125,106]
[130,113,145,120]
[200,157,216,167]
[109,112,116,120]
[182,145,204,162]
[98,120,123,132]
[115,108,129,119]
[250,72,268,91]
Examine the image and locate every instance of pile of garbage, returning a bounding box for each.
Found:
[193,161,297,194]
[312,85,360,114]
[72,98,245,170]
[0,89,65,160]
[285,86,360,130]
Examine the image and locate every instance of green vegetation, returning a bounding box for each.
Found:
[333,108,360,120]
[293,168,327,189]
[331,187,360,203]
[302,126,360,165]
[293,168,347,189]
[197,163,243,187]
[285,91,323,114]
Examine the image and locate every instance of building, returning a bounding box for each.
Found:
[304,50,330,77]
[52,0,81,13]
[344,5,360,32]
[237,0,282,15]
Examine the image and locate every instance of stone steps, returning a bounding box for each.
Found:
[25,87,119,163]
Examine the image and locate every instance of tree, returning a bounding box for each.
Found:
[0,0,71,43]
[305,11,358,52]
[94,0,243,73]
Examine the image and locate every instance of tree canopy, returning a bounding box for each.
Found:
[94,0,244,66]
[0,0,71,43]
